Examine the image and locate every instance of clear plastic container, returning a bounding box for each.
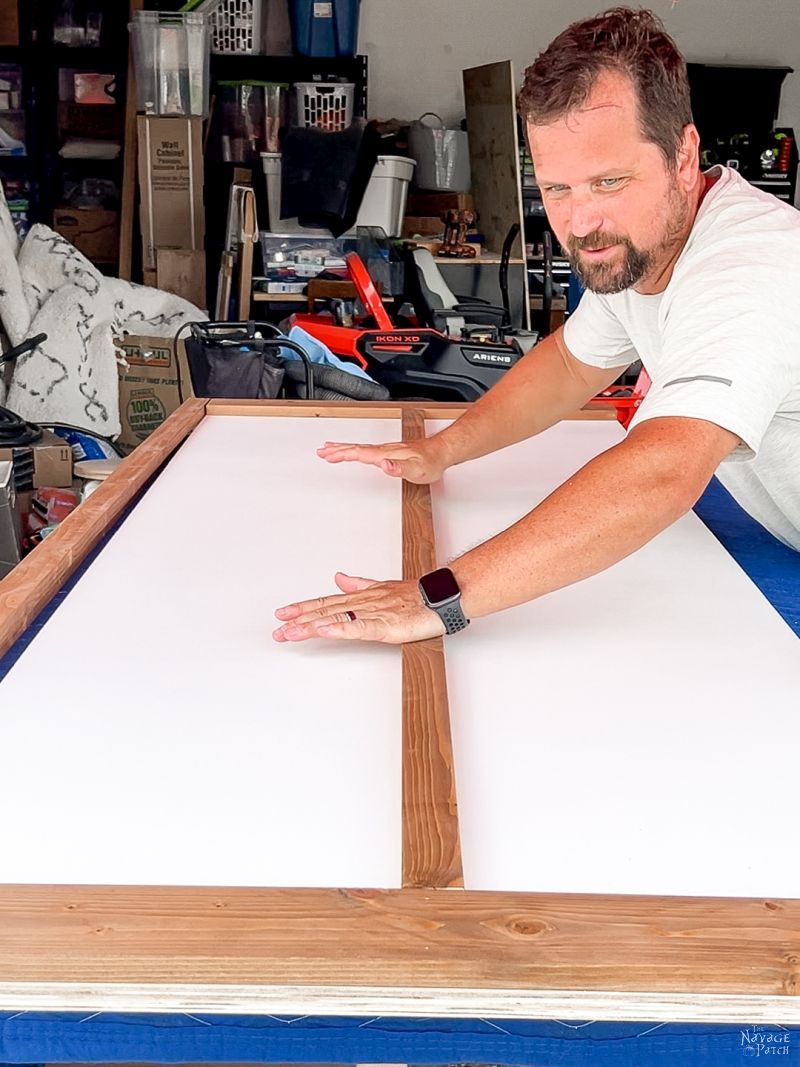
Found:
[260,233,346,272]
[212,82,286,161]
[263,83,287,153]
[129,11,211,117]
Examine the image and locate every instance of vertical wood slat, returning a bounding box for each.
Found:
[400,409,463,888]
[119,0,144,281]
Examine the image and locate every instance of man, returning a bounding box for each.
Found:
[273,6,800,646]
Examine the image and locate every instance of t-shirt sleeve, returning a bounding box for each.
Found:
[629,261,800,460]
[562,289,639,370]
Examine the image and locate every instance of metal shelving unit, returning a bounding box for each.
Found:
[203,50,368,309]
[0,1,133,270]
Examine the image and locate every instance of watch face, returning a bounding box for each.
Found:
[420,567,460,604]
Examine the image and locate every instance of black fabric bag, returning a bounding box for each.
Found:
[184,323,289,399]
[199,343,284,399]
[280,123,380,237]
[182,321,389,402]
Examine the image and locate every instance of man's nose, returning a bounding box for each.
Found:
[569,198,604,239]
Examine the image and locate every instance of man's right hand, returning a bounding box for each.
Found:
[316,437,448,484]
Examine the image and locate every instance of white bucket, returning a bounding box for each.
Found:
[358,154,420,235]
[355,155,415,237]
[261,152,415,238]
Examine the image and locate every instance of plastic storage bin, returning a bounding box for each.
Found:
[261,152,415,239]
[197,0,268,55]
[356,156,415,237]
[130,10,211,117]
[260,234,346,272]
[216,82,287,160]
[289,0,361,58]
[293,81,354,131]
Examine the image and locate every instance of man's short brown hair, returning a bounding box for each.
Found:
[518,7,693,165]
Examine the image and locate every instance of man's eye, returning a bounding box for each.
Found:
[543,185,568,195]
[598,177,623,188]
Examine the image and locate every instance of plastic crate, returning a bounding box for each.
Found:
[196,0,268,55]
[293,81,354,131]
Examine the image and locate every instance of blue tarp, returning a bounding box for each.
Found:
[0,1013,797,1066]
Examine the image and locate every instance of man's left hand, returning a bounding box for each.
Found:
[273,572,445,644]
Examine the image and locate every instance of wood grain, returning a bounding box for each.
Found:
[463,61,529,326]
[118,0,143,280]
[205,399,471,420]
[204,399,614,422]
[0,885,797,1020]
[0,399,207,658]
[401,409,463,889]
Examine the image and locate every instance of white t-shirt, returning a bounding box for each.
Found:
[563,166,800,551]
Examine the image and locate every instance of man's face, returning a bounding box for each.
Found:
[528,71,694,295]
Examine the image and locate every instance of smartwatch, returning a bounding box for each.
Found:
[418,567,470,635]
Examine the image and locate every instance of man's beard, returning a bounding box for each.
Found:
[566,232,652,294]
[565,186,691,295]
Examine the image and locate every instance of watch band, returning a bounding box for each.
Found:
[440,601,470,635]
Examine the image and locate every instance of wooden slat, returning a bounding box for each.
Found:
[463,60,529,326]
[205,399,469,420]
[0,885,798,1021]
[236,188,256,319]
[401,409,463,889]
[119,0,144,280]
[205,398,614,421]
[0,399,208,658]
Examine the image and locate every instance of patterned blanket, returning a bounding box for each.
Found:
[0,183,203,437]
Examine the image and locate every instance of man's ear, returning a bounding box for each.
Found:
[675,123,701,188]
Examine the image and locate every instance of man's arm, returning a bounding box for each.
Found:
[451,416,740,618]
[317,327,629,482]
[431,325,629,467]
[274,416,740,644]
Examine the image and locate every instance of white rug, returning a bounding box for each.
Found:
[0,181,204,438]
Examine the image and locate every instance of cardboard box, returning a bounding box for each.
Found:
[402,215,445,238]
[156,248,207,308]
[406,190,475,216]
[0,0,19,46]
[116,334,194,456]
[58,100,123,140]
[137,115,205,272]
[0,429,73,490]
[53,207,120,263]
